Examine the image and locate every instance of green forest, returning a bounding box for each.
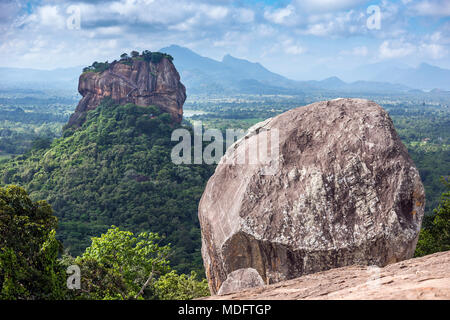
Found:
[0,98,214,276]
[0,92,448,300]
[0,185,209,299]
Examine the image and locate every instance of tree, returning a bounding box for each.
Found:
[150,52,164,64]
[415,177,450,257]
[153,270,209,300]
[74,226,171,299]
[31,137,52,150]
[120,53,129,60]
[130,50,139,58]
[142,50,152,61]
[66,225,210,300]
[0,185,66,299]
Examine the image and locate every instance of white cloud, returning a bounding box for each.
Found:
[378,37,448,60]
[341,46,369,56]
[0,0,448,73]
[282,39,306,55]
[379,40,415,59]
[303,23,332,36]
[204,5,229,20]
[420,43,448,59]
[109,0,189,25]
[412,0,450,17]
[28,5,66,29]
[294,0,370,12]
[264,5,297,26]
[235,8,255,24]
[299,10,364,37]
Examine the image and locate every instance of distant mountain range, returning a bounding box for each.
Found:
[158,45,297,94]
[348,62,450,91]
[161,45,450,94]
[1,44,450,95]
[0,66,80,91]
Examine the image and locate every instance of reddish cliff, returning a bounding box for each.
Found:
[67,56,186,128]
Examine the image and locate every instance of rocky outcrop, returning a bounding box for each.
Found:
[198,98,425,295]
[217,268,265,295]
[67,57,186,128]
[202,251,450,300]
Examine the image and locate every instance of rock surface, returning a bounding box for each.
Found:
[67,57,186,128]
[202,251,450,300]
[217,268,265,295]
[199,98,425,295]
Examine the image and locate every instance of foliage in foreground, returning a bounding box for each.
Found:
[415,178,450,257]
[153,270,210,300]
[0,186,209,300]
[63,227,209,300]
[0,185,66,299]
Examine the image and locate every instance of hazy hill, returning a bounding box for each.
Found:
[2,45,449,93]
[0,66,80,90]
[161,45,419,95]
[350,62,450,91]
[390,63,450,91]
[159,45,295,94]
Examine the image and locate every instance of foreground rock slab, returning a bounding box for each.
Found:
[199,98,425,295]
[201,251,450,300]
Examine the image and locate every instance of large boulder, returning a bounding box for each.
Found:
[198,98,425,295]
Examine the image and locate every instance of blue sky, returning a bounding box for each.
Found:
[0,0,449,80]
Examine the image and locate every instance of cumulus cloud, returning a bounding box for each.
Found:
[412,0,450,17]
[299,9,367,37]
[0,0,448,73]
[234,8,255,24]
[0,0,22,26]
[293,0,370,13]
[341,46,369,56]
[263,1,406,38]
[34,5,67,28]
[281,39,306,55]
[263,5,298,26]
[379,37,448,61]
[379,40,416,59]
[420,43,448,59]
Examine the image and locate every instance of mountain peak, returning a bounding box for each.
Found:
[222,54,261,67]
[321,76,346,84]
[160,44,197,56]
[418,62,435,69]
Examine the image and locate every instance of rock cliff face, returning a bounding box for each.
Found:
[199,98,425,295]
[67,57,186,128]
